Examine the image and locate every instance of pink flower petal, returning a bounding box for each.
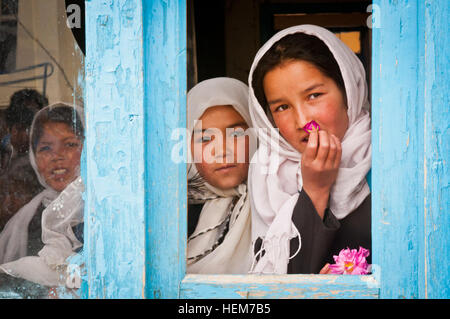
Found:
[328,247,371,275]
[303,120,320,133]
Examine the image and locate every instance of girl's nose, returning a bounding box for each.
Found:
[51,144,65,160]
[214,134,233,163]
[293,105,309,130]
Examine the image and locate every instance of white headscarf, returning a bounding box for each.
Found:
[186,77,256,274]
[248,25,372,274]
[0,102,85,287]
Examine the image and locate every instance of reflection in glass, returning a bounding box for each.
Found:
[0,0,84,298]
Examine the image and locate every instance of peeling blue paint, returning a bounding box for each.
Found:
[373,0,449,299]
[143,0,187,299]
[180,274,379,299]
[121,0,137,27]
[84,0,145,298]
[96,15,115,52]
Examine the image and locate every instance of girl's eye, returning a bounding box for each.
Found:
[308,93,322,100]
[274,104,289,112]
[193,133,212,143]
[66,142,80,148]
[200,135,213,143]
[38,146,51,152]
[230,130,245,138]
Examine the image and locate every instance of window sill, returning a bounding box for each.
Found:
[180,273,380,299]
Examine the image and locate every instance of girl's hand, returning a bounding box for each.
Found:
[319,263,332,274]
[301,130,342,219]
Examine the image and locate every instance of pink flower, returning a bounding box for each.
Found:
[303,120,320,134]
[329,247,370,275]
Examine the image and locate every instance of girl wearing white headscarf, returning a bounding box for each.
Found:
[187,77,256,274]
[248,25,372,274]
[0,102,84,288]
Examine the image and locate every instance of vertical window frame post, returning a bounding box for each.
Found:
[83,0,146,298]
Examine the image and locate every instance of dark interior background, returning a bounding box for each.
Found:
[189,0,372,93]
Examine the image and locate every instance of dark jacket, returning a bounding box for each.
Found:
[27,204,85,256]
[288,189,371,274]
[188,203,203,238]
[254,189,371,274]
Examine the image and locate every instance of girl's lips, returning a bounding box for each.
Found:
[50,167,71,180]
[52,168,68,175]
[215,164,237,172]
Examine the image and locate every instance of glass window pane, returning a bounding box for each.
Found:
[0,0,84,298]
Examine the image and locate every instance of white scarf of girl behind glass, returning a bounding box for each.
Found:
[0,102,84,287]
[248,25,372,274]
[186,77,256,274]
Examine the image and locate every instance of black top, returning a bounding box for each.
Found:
[288,189,371,273]
[187,203,230,254]
[0,205,85,293]
[27,204,85,256]
[72,222,84,253]
[188,203,204,237]
[27,204,45,256]
[255,189,371,274]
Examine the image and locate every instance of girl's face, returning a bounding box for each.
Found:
[191,105,250,190]
[35,121,83,192]
[263,59,349,154]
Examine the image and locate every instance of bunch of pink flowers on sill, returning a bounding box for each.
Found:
[325,247,371,275]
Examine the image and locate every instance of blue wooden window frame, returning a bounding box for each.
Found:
[81,0,448,299]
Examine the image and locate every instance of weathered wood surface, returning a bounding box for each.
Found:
[372,0,449,299]
[84,0,146,298]
[420,0,450,299]
[143,0,187,299]
[180,274,379,299]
